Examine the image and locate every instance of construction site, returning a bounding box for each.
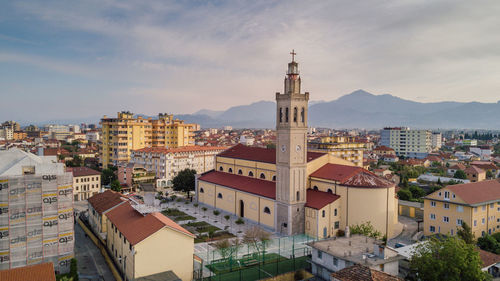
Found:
[0,148,74,273]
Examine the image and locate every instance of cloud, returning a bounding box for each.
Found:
[1,0,500,121]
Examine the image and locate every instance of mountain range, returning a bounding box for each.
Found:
[23,90,500,129]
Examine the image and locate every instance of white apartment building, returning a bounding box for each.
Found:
[130,146,227,188]
[68,167,101,201]
[431,132,442,150]
[380,127,432,159]
[0,127,13,140]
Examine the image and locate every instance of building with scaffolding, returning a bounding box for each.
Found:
[0,148,74,273]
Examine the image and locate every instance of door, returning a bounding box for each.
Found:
[240,200,245,217]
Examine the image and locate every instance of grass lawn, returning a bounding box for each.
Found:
[175,215,196,222]
[162,208,188,217]
[203,255,309,281]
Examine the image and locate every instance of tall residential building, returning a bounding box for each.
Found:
[380,127,432,159]
[431,132,442,150]
[131,146,227,188]
[99,112,197,168]
[0,149,74,273]
[308,136,365,167]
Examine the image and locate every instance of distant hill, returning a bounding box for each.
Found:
[25,90,500,129]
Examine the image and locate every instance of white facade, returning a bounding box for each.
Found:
[381,127,432,158]
[431,132,442,150]
[0,127,13,140]
[85,131,100,142]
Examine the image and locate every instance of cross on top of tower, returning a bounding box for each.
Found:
[290,49,296,62]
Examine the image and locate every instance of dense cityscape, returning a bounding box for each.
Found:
[2,1,500,281]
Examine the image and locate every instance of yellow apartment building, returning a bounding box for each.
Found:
[87,190,128,240]
[100,111,196,168]
[106,202,195,281]
[424,179,500,238]
[308,136,365,167]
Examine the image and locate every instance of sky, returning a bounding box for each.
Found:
[1,0,500,123]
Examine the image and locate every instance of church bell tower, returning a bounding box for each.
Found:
[275,50,309,235]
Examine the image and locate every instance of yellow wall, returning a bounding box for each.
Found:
[216,157,276,180]
[305,200,342,239]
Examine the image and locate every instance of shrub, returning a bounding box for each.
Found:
[235,218,244,225]
[337,229,345,237]
[213,210,220,216]
[202,207,207,212]
[224,215,230,221]
[397,189,412,200]
[194,203,199,207]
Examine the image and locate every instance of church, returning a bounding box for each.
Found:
[195,53,399,239]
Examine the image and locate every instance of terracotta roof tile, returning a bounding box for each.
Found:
[443,179,500,205]
[106,203,193,245]
[449,163,466,170]
[330,264,402,281]
[218,143,325,164]
[67,166,101,177]
[306,189,340,210]
[465,166,484,174]
[88,190,126,214]
[310,164,393,188]
[0,262,56,281]
[134,145,227,154]
[199,171,275,199]
[374,146,394,151]
[479,249,500,268]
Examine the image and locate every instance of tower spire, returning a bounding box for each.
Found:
[290,49,296,62]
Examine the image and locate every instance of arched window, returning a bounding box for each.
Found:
[322,210,325,217]
[313,186,319,191]
[285,107,289,122]
[248,171,254,177]
[238,169,243,175]
[228,168,233,173]
[327,189,333,194]
[296,191,300,201]
[217,193,223,199]
[334,208,337,216]
[219,166,223,172]
[200,188,204,193]
[301,107,305,122]
[272,175,276,181]
[280,108,283,123]
[263,207,271,214]
[293,107,298,122]
[260,173,266,179]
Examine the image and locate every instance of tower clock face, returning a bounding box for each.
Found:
[296,145,301,152]
[281,145,286,152]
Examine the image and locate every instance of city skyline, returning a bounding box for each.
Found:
[1,0,500,122]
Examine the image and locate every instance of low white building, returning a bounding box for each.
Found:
[130,146,227,188]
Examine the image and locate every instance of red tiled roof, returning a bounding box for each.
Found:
[106,203,194,245]
[0,262,56,281]
[479,249,500,268]
[426,155,442,162]
[88,190,126,214]
[198,171,276,199]
[465,166,484,174]
[310,164,393,188]
[374,145,394,151]
[306,189,340,210]
[218,143,325,164]
[67,166,101,177]
[134,145,228,154]
[330,264,402,281]
[444,179,500,205]
[471,161,498,171]
[449,163,466,170]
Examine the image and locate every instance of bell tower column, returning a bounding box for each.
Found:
[275,50,309,235]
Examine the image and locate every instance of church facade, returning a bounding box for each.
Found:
[195,55,399,238]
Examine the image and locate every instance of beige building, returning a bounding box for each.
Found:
[197,56,398,239]
[87,190,128,240]
[465,166,486,183]
[308,136,365,167]
[68,167,101,201]
[424,179,500,238]
[100,112,197,168]
[130,146,227,188]
[106,202,195,281]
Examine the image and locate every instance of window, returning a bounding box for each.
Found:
[313,186,319,191]
[443,216,449,223]
[327,189,333,194]
[322,210,325,217]
[219,166,223,172]
[76,179,79,183]
[263,207,271,214]
[296,191,300,201]
[334,221,339,229]
[333,257,338,266]
[482,218,485,224]
[431,201,436,207]
[301,107,305,122]
[430,214,436,220]
[483,206,487,211]
[238,169,243,175]
[129,244,132,251]
[279,108,283,123]
[457,206,464,212]
[293,107,297,122]
[200,188,204,193]
[285,107,289,122]
[444,203,449,209]
[217,193,223,199]
[248,171,254,177]
[474,220,477,226]
[475,207,478,213]
[438,192,441,197]
[228,168,233,173]
[457,219,463,226]
[430,226,435,232]
[491,203,495,208]
[317,250,322,259]
[444,191,450,199]
[334,208,337,216]
[260,173,266,179]
[272,175,276,181]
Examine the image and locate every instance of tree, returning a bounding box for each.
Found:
[110,180,121,192]
[172,169,197,199]
[397,189,412,201]
[477,235,500,254]
[409,237,491,281]
[457,222,475,245]
[454,169,467,179]
[349,221,382,239]
[486,170,494,179]
[243,227,271,261]
[101,168,117,186]
[409,185,426,199]
[437,178,442,186]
